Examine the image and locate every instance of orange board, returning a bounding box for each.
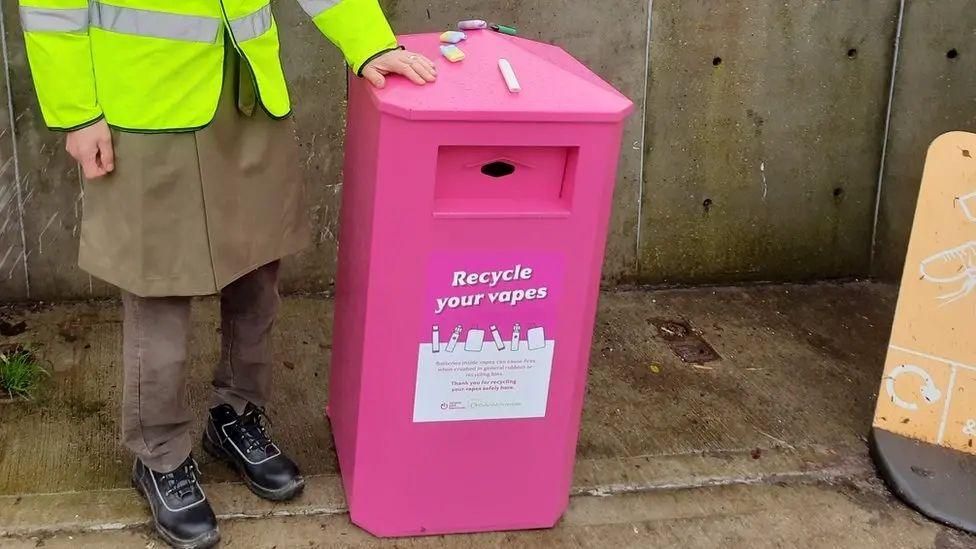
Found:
[873,132,976,454]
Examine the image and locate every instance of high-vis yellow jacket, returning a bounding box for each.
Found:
[19,0,398,132]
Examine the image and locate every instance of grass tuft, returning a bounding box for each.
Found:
[0,346,46,400]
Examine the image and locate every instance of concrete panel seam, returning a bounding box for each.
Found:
[635,0,652,272]
[76,165,94,294]
[0,6,30,297]
[870,0,906,267]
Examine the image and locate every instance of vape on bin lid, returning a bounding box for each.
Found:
[511,323,521,351]
[445,325,462,352]
[490,24,518,36]
[439,44,466,63]
[440,30,466,44]
[432,325,441,353]
[457,19,488,30]
[489,325,505,350]
[465,328,485,352]
[498,59,521,93]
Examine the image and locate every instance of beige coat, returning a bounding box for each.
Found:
[78,43,312,297]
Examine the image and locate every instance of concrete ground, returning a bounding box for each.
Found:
[0,282,973,548]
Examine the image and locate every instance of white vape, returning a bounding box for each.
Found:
[511,323,521,351]
[445,325,462,352]
[489,325,505,350]
[432,325,441,353]
[464,328,485,352]
[527,326,546,350]
[498,58,521,93]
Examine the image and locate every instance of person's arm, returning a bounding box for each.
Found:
[298,0,397,75]
[20,0,100,130]
[20,0,113,178]
[298,0,436,87]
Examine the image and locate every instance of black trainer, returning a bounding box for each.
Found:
[132,457,219,549]
[203,403,305,501]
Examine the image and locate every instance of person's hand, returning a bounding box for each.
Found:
[362,49,436,88]
[66,119,114,179]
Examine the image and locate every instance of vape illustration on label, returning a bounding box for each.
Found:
[465,328,485,352]
[489,325,505,350]
[445,325,462,352]
[511,323,521,351]
[527,326,546,350]
[431,325,441,353]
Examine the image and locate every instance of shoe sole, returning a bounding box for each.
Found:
[132,474,221,549]
[202,434,306,502]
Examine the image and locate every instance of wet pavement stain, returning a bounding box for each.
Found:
[0,283,900,494]
[651,318,721,364]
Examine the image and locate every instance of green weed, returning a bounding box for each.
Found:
[0,346,46,400]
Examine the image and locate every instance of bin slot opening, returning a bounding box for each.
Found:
[481,161,516,178]
[434,145,577,216]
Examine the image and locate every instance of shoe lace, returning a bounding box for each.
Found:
[239,406,275,455]
[160,458,202,500]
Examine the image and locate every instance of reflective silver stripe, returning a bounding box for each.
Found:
[297,0,340,18]
[89,1,220,43]
[19,6,89,33]
[230,5,272,42]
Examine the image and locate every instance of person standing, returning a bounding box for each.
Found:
[18,1,435,547]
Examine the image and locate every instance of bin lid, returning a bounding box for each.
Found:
[366,31,635,123]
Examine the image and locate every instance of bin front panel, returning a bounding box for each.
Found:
[334,115,626,536]
[331,30,632,537]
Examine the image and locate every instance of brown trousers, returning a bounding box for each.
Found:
[121,262,280,472]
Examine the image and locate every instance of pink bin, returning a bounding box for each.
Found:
[328,30,633,537]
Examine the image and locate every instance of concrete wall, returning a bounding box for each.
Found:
[0,0,972,300]
[638,0,898,284]
[0,21,28,300]
[873,0,976,280]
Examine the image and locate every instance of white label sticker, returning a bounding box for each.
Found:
[413,340,556,422]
